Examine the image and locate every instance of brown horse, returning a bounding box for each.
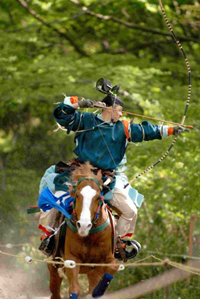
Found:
[48,162,119,299]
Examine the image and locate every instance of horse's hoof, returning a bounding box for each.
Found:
[70,292,78,298]
[92,272,113,298]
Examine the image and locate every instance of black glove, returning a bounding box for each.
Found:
[78,98,94,108]
[173,126,190,136]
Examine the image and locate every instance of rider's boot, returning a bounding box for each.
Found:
[38,234,55,256]
[114,238,141,261]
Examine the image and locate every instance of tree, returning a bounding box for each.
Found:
[0,1,200,298]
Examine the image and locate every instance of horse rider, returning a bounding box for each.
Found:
[39,78,188,260]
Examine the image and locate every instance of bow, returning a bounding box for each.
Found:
[127,0,192,183]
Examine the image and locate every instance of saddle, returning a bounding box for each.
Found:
[55,159,115,178]
[39,206,140,263]
[54,159,115,194]
[39,205,116,260]
[38,160,140,261]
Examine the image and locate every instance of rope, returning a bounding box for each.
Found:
[0,250,63,265]
[0,243,32,248]
[153,255,200,276]
[146,250,200,261]
[130,255,154,264]
[0,250,164,267]
[1,250,200,276]
[3,243,200,263]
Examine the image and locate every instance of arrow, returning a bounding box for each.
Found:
[92,102,197,131]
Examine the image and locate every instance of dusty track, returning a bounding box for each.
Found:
[0,255,51,299]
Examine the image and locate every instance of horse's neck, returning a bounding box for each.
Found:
[97,204,108,225]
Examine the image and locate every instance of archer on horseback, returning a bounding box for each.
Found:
[38,78,188,261]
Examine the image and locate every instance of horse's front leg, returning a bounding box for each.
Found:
[65,262,80,299]
[88,256,119,297]
[48,264,63,299]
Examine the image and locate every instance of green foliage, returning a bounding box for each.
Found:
[0,0,200,298]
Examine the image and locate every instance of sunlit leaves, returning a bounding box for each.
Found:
[0,1,199,297]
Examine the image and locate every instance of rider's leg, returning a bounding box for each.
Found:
[110,189,137,237]
[110,189,141,260]
[39,195,64,256]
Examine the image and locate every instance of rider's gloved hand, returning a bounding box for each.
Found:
[173,126,190,136]
[78,98,94,108]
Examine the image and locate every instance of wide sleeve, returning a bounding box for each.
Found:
[130,121,162,142]
[53,102,84,133]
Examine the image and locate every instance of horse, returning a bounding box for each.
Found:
[47,162,119,299]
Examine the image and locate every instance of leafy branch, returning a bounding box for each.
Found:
[69,0,198,43]
[16,0,88,56]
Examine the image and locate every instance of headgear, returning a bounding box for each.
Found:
[102,95,123,107]
[95,78,123,107]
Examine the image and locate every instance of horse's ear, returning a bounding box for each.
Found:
[68,184,76,197]
[96,169,102,181]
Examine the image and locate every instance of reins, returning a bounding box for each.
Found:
[76,177,102,192]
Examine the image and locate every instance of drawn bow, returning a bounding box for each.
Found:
[93,1,192,183]
[77,1,192,184]
[127,0,192,183]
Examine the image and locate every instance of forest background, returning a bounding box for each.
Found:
[0,0,200,298]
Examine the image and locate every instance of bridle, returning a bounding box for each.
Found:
[65,177,110,234]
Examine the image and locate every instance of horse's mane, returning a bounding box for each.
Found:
[72,162,103,185]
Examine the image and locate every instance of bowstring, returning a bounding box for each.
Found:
[128,0,191,185]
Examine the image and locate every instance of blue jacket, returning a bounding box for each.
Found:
[53,103,162,170]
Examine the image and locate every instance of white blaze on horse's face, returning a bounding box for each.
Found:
[76,185,97,237]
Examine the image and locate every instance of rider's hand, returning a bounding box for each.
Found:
[173,126,190,136]
[78,98,94,108]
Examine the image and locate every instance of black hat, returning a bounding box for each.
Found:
[102,95,123,107]
[95,78,120,96]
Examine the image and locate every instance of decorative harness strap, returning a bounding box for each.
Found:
[66,176,110,234]
[65,215,110,234]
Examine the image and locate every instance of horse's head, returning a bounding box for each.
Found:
[71,162,103,237]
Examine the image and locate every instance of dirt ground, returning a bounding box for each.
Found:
[0,254,91,299]
[0,254,51,299]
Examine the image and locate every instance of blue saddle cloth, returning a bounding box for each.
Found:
[38,187,74,219]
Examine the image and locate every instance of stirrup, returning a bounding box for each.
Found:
[114,238,141,261]
[38,235,55,256]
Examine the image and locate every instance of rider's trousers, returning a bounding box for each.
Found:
[39,189,138,238]
[110,188,138,237]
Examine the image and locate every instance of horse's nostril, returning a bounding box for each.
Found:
[76,221,81,229]
[87,223,92,230]
[76,221,92,231]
